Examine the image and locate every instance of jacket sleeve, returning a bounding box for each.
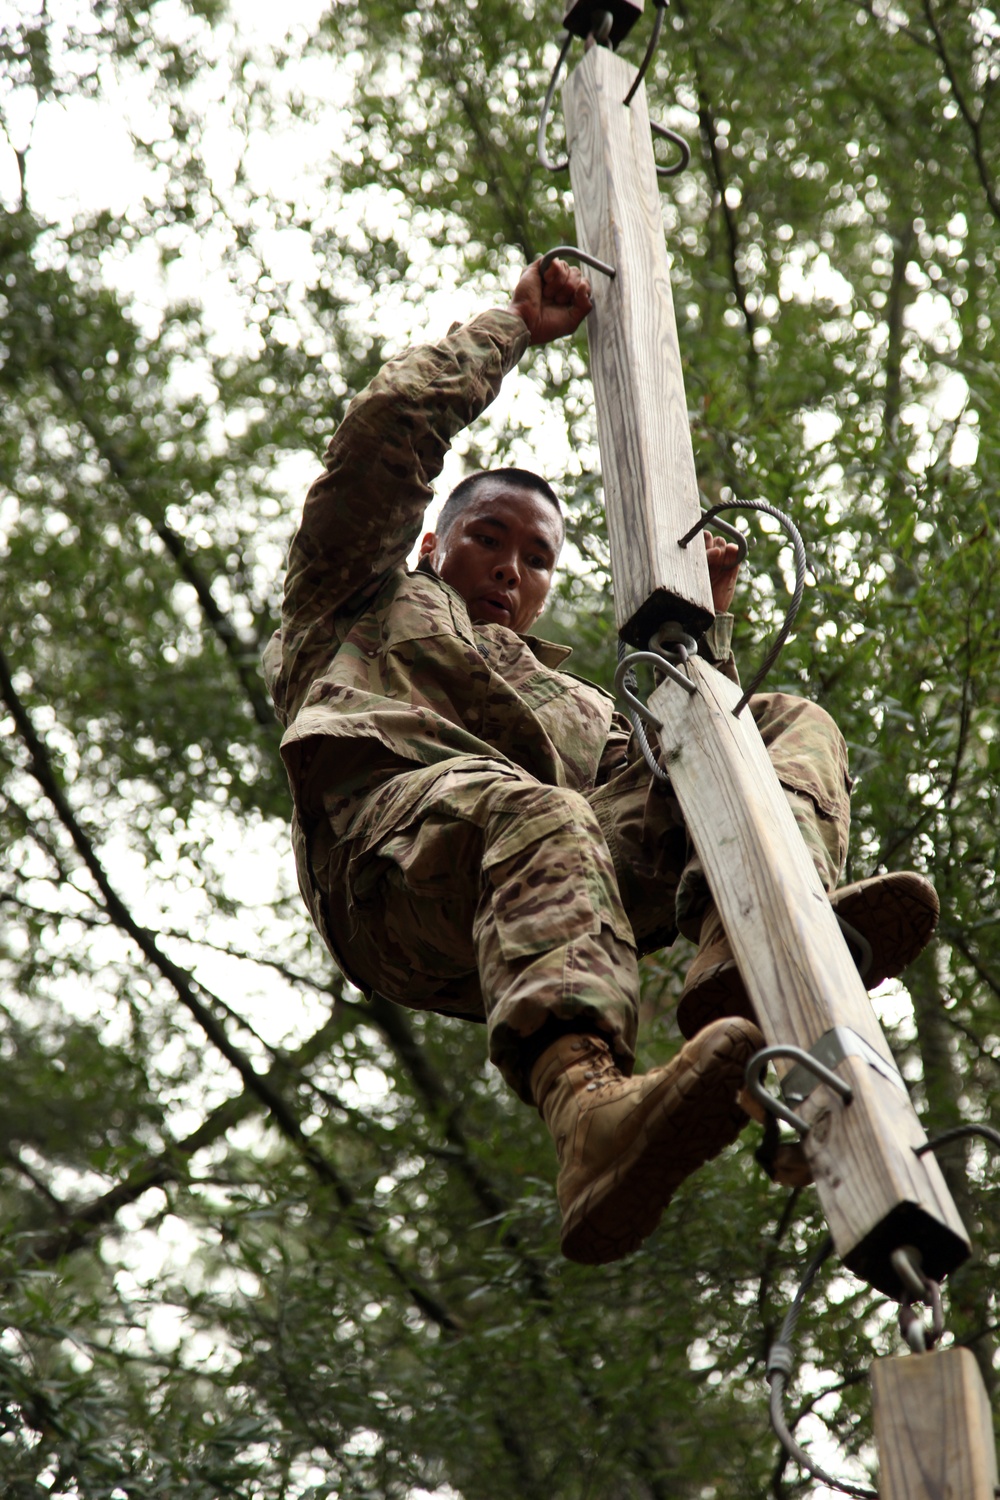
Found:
[699,613,740,686]
[265,308,531,721]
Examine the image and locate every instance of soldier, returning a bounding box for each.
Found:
[264,258,938,1265]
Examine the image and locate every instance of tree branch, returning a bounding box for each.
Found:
[44,357,277,731]
[20,1014,343,1266]
[0,641,461,1335]
[921,0,1000,223]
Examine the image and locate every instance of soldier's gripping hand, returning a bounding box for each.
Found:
[508,257,593,346]
[705,531,741,613]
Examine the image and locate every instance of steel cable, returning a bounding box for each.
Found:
[767,1235,879,1499]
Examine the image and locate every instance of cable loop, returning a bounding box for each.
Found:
[615,636,699,782]
[615,649,695,723]
[678,499,807,715]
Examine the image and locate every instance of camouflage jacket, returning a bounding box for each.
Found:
[263,310,733,928]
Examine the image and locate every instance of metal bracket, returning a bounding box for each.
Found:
[746,1043,854,1136]
[782,1025,907,1107]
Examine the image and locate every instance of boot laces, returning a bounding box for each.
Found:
[576,1039,623,1092]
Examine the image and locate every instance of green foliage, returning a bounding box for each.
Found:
[0,0,998,1495]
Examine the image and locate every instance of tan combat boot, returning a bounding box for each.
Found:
[676,869,940,1041]
[530,1017,763,1265]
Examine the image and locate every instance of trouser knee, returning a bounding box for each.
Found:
[474,781,639,1102]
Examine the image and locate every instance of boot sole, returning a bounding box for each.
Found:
[833,873,938,988]
[560,1020,760,1266]
[676,873,940,1040]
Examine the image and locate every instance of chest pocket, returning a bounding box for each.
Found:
[513,670,571,711]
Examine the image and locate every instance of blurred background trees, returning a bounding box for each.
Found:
[0,0,997,1494]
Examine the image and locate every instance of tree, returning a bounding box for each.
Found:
[0,0,997,1495]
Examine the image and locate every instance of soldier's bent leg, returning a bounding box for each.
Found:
[471,775,640,1102]
[321,755,759,1265]
[471,772,761,1263]
[316,756,640,1104]
[586,752,689,957]
[676,691,852,941]
[673,693,937,1038]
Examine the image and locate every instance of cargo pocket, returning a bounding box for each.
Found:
[348,813,480,983]
[481,797,634,962]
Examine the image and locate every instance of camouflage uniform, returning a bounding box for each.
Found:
[264,312,851,1102]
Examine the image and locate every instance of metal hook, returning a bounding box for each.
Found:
[678,511,749,566]
[651,120,691,177]
[623,1,667,105]
[538,245,617,280]
[614,648,696,730]
[745,1044,854,1137]
[537,32,574,172]
[678,499,807,715]
[892,1247,944,1352]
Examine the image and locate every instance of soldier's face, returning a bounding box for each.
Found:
[421,484,563,634]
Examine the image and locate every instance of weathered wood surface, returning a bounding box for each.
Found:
[872,1348,999,1499]
[650,658,969,1295]
[563,45,715,644]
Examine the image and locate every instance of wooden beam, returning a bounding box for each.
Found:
[872,1348,999,1498]
[563,45,716,645]
[650,658,970,1296]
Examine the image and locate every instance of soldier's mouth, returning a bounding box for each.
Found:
[480,595,513,622]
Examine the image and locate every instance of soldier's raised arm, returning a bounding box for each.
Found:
[266,259,591,721]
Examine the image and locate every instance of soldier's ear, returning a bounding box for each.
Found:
[418,531,438,564]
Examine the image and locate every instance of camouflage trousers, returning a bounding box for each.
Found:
[316,693,851,1103]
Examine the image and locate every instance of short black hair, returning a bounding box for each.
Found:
[436,467,564,544]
